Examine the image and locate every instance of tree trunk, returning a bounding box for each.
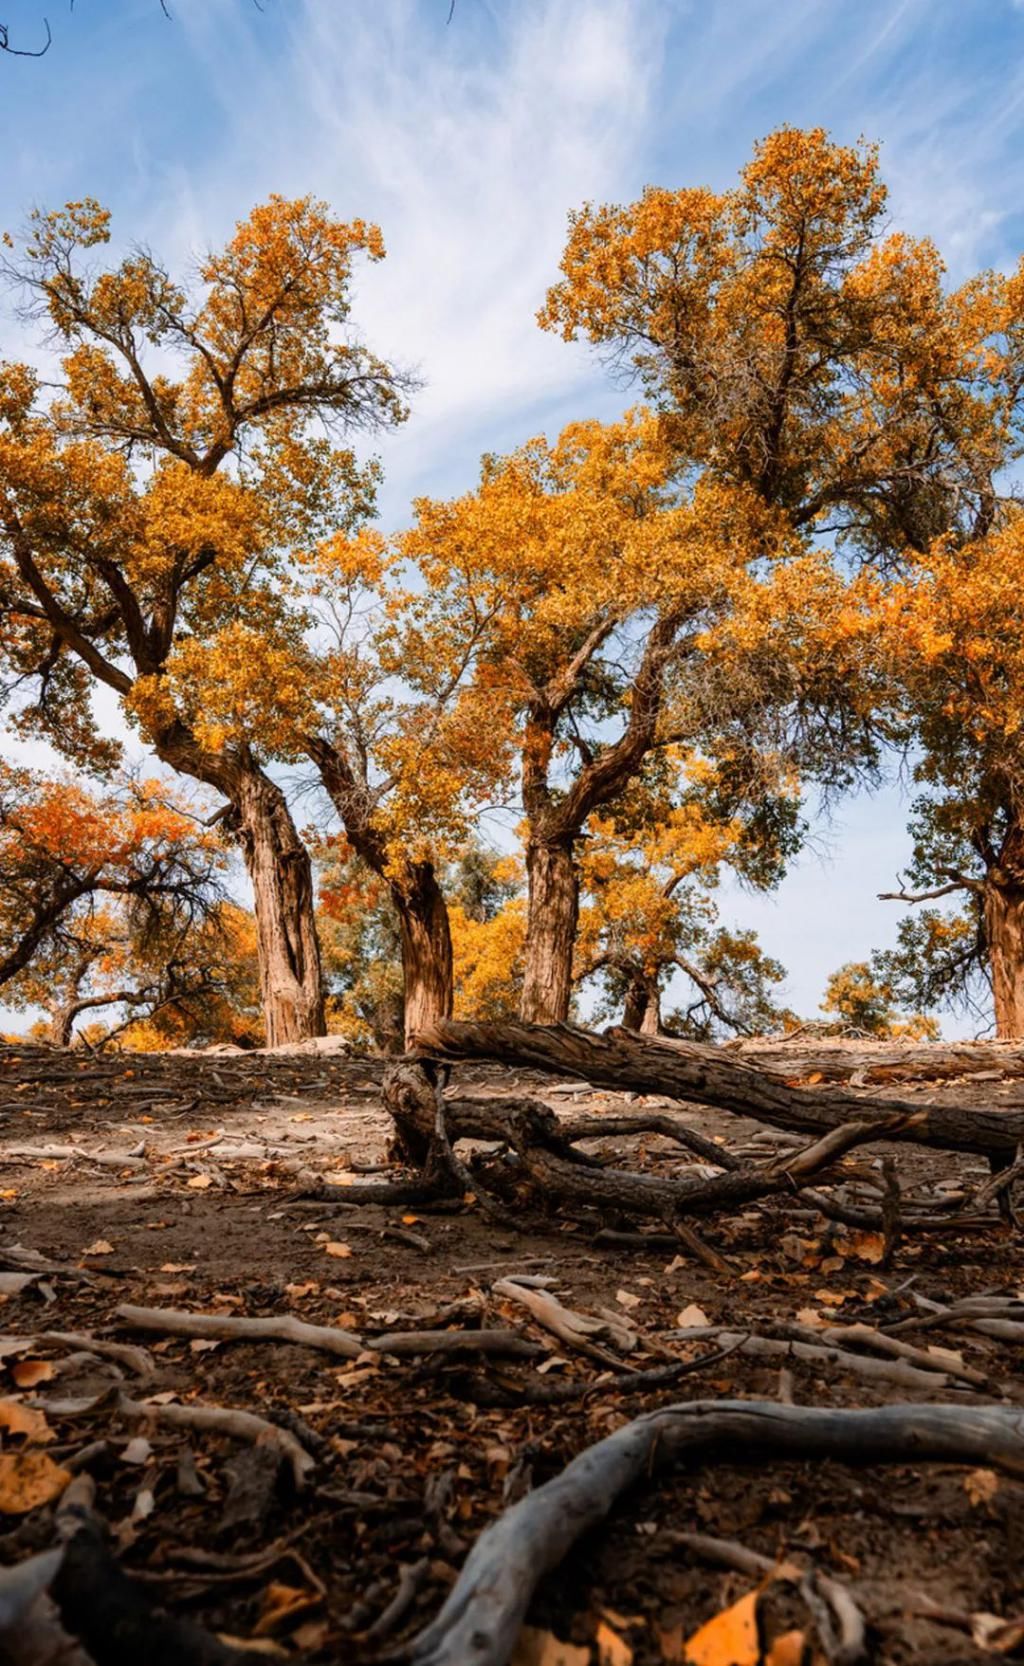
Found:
[985,877,1024,1039]
[392,863,453,1048]
[232,770,325,1049]
[520,838,579,1024]
[622,975,661,1035]
[155,724,325,1048]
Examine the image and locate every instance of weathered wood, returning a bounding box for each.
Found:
[414,1019,1024,1157]
[727,1037,1024,1083]
[405,1399,1024,1666]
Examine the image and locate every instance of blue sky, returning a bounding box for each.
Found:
[2,0,1022,1033]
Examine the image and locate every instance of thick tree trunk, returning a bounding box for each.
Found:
[985,877,1024,1038]
[520,838,579,1024]
[392,863,453,1049]
[155,723,325,1048]
[232,771,325,1049]
[622,975,661,1035]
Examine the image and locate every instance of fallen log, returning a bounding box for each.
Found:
[414,1019,1024,1159]
[402,1399,1024,1666]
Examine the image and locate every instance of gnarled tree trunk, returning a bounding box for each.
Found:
[232,770,325,1048]
[393,862,453,1048]
[306,735,453,1048]
[520,837,579,1024]
[985,876,1024,1039]
[157,724,324,1049]
[622,974,661,1035]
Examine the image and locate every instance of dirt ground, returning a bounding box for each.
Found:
[1,1039,1023,1664]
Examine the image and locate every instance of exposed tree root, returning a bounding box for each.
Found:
[115,1304,540,1362]
[400,1399,1024,1666]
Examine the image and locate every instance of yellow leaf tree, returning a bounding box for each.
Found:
[0,195,409,1044]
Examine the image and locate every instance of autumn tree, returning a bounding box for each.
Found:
[860,515,1024,1036]
[820,960,939,1040]
[0,195,409,1044]
[0,764,225,996]
[316,835,522,1048]
[540,127,1001,558]
[396,403,874,1026]
[200,526,512,1044]
[575,765,792,1037]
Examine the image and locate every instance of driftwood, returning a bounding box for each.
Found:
[115,1304,539,1362]
[728,1036,1024,1084]
[402,1399,1024,1666]
[115,1392,315,1488]
[413,1019,1024,1159]
[372,1057,940,1229]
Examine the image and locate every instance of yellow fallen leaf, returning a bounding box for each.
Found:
[682,1588,759,1666]
[964,1468,1000,1507]
[0,1450,69,1513]
[596,1619,633,1664]
[0,1399,52,1444]
[254,1580,322,1636]
[186,1174,212,1190]
[82,1239,114,1256]
[324,1242,352,1259]
[511,1626,591,1665]
[840,1231,886,1264]
[11,1360,54,1389]
[765,1630,807,1665]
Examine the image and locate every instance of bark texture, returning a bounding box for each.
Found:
[985,874,1024,1039]
[520,838,579,1024]
[157,724,325,1048]
[394,862,454,1046]
[414,1017,1024,1158]
[232,770,325,1048]
[308,735,454,1047]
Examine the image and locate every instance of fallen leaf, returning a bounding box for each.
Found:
[682,1588,759,1666]
[160,1263,196,1274]
[323,1242,352,1260]
[11,1361,54,1389]
[596,1619,633,1664]
[971,1610,1024,1652]
[616,1290,642,1311]
[82,1240,114,1257]
[795,1308,824,1328]
[253,1580,322,1636]
[186,1174,212,1191]
[0,1450,69,1513]
[190,1339,221,1354]
[401,1215,422,1225]
[675,1304,710,1329]
[131,1486,156,1521]
[216,1638,287,1659]
[964,1468,1000,1508]
[121,1437,152,1466]
[814,1290,848,1306]
[838,1231,885,1264]
[511,1626,591,1665]
[0,1400,52,1444]
[0,1340,36,1362]
[765,1630,807,1665]
[740,1270,761,1284]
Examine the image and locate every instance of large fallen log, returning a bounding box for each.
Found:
[403,1398,1024,1666]
[727,1036,1024,1084]
[414,1019,1024,1159]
